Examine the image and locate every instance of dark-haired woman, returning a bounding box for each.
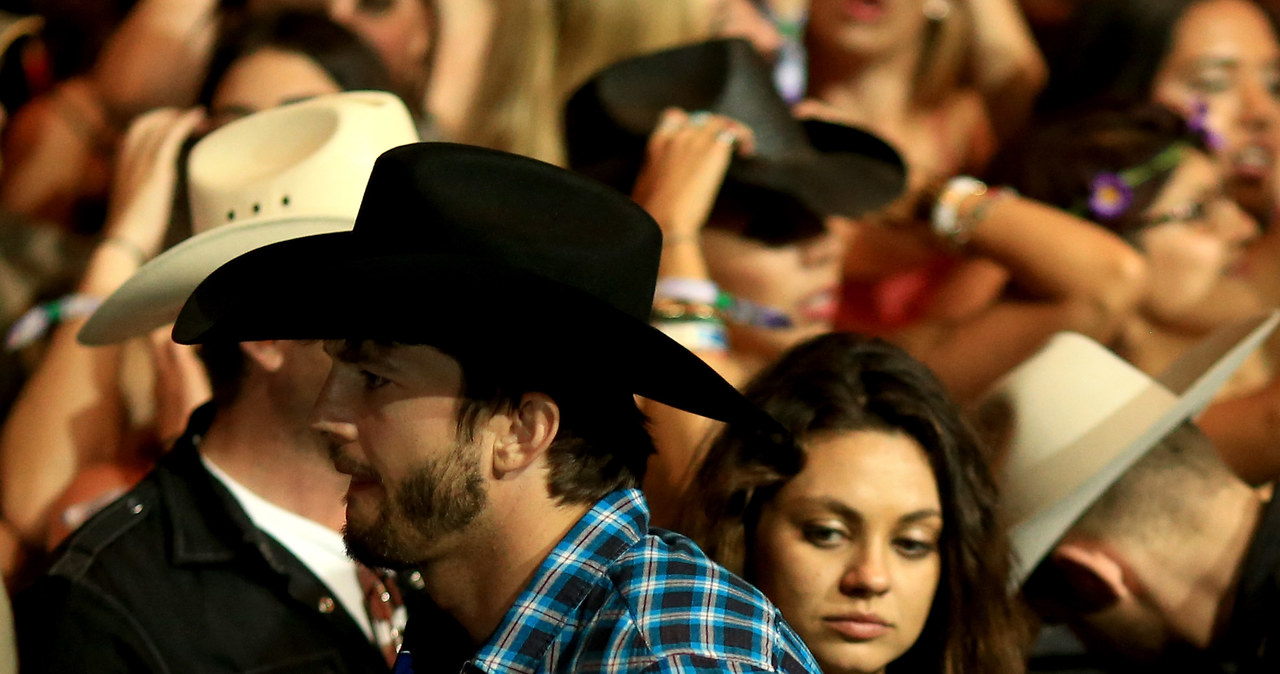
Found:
[199,10,396,128]
[684,332,1025,674]
[1037,0,1280,331]
[1040,0,1280,222]
[993,104,1280,483]
[633,102,1146,526]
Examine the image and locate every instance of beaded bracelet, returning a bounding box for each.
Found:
[654,278,793,329]
[651,297,720,323]
[103,236,148,265]
[7,293,103,350]
[655,278,719,304]
[653,320,729,353]
[931,176,987,248]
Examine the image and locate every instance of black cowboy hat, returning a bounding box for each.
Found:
[564,38,907,232]
[173,142,783,430]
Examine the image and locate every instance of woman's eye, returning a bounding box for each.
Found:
[801,524,847,548]
[893,537,938,560]
[1266,74,1280,98]
[1171,202,1206,223]
[1190,74,1232,95]
[358,0,395,14]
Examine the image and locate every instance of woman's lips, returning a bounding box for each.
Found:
[1232,142,1274,181]
[824,614,893,641]
[843,0,888,22]
[1226,252,1250,278]
[798,287,839,323]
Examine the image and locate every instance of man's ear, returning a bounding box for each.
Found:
[491,392,560,478]
[1047,541,1131,614]
[239,340,286,373]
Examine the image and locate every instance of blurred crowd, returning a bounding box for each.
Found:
[0,0,1278,672]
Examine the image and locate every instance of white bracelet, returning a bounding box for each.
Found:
[653,320,729,353]
[655,277,720,304]
[931,176,987,247]
[102,236,149,265]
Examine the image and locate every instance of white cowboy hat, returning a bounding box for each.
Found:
[975,311,1280,588]
[0,11,41,67]
[78,90,419,345]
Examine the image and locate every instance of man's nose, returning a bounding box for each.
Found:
[311,373,358,444]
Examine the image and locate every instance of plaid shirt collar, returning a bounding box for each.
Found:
[468,489,648,674]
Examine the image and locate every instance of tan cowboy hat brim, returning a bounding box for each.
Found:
[0,12,41,66]
[78,216,350,345]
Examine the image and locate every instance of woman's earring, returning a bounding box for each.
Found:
[924,0,951,21]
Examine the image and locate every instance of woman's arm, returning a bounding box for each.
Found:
[0,109,203,551]
[0,79,115,228]
[894,183,1148,401]
[1196,381,1280,486]
[963,0,1048,139]
[89,0,222,119]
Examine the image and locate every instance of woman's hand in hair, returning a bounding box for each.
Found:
[104,108,205,259]
[632,108,755,245]
[81,107,204,298]
[963,0,1048,137]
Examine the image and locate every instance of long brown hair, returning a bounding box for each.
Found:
[987,103,1208,240]
[685,333,1025,673]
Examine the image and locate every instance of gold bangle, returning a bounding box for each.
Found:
[102,236,148,265]
[651,297,721,322]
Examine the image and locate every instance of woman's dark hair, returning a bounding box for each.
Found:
[197,10,395,108]
[684,332,1024,674]
[1037,0,1280,115]
[988,103,1207,240]
[708,182,827,247]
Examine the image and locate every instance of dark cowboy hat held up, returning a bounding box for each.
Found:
[173,142,782,430]
[564,38,907,225]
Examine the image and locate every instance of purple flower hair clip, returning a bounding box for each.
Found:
[1187,99,1225,152]
[1075,143,1187,221]
[1088,173,1134,220]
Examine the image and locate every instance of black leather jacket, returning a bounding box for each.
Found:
[13,405,460,673]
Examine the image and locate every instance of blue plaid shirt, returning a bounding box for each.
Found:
[393,488,820,673]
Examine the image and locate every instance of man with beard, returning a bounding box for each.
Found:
[14,93,470,673]
[168,142,848,673]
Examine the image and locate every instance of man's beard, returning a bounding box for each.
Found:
[343,440,487,570]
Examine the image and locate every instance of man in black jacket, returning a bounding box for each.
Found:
[14,93,468,673]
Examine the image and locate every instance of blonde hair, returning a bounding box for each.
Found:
[804,0,975,108]
[553,0,712,106]
[912,0,974,107]
[457,0,562,164]
[447,0,717,166]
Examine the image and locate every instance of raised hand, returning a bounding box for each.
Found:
[103,107,205,262]
[631,108,755,241]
